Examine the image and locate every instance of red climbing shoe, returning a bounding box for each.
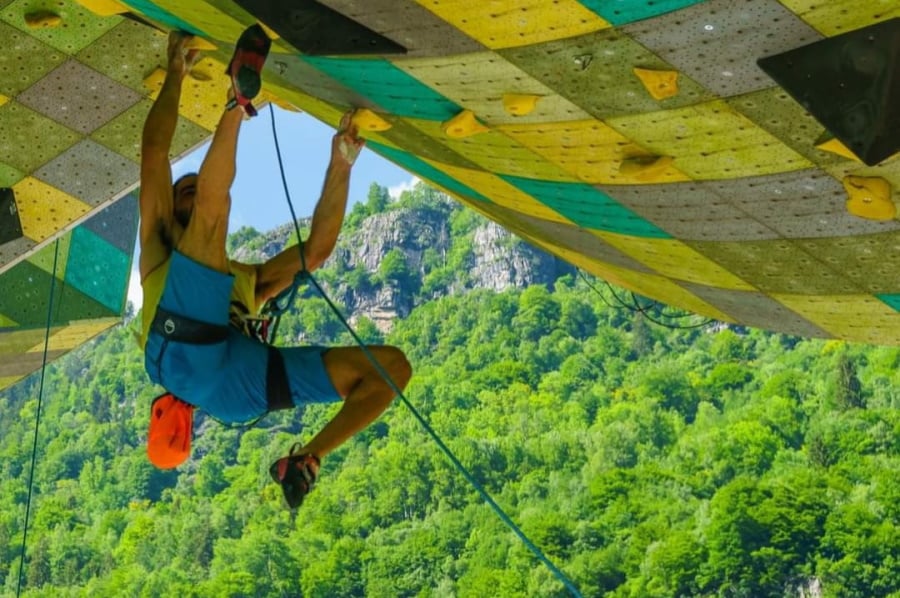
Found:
[270,444,320,509]
[225,23,271,117]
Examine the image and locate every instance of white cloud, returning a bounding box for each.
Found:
[387,176,419,200]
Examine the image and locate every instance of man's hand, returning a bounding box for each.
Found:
[167,31,199,81]
[331,110,365,168]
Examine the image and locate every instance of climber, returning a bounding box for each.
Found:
[137,30,412,508]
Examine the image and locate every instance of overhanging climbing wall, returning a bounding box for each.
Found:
[0,193,137,390]
[2,0,900,348]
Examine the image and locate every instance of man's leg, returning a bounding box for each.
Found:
[302,345,412,459]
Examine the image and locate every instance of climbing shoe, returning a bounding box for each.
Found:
[270,444,320,509]
[225,23,271,117]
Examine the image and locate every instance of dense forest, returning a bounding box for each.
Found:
[1,184,898,597]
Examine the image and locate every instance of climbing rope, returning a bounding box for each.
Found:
[577,268,714,330]
[267,104,583,598]
[16,238,60,597]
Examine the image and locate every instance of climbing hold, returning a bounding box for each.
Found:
[816,137,863,162]
[442,110,489,138]
[843,175,896,221]
[619,155,675,182]
[633,67,679,100]
[142,68,166,93]
[259,90,301,113]
[188,68,212,82]
[184,37,217,51]
[351,108,392,132]
[25,11,61,29]
[73,0,129,16]
[258,22,280,41]
[502,93,541,116]
[573,54,593,70]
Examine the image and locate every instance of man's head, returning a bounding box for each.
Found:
[172,173,198,228]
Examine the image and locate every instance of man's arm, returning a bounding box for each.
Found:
[256,112,364,304]
[138,32,196,279]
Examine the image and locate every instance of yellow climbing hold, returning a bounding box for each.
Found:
[142,68,167,93]
[502,93,541,116]
[0,94,8,108]
[25,11,61,28]
[843,175,895,221]
[184,37,217,51]
[442,110,489,138]
[816,137,863,162]
[73,0,129,16]
[633,67,679,100]
[619,155,675,182]
[259,89,301,113]
[351,108,392,132]
[258,22,280,41]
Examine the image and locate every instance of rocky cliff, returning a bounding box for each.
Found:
[231,183,574,330]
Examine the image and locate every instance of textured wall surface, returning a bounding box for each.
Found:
[2,0,900,390]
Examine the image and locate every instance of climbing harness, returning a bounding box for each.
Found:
[144,297,294,466]
[266,104,583,598]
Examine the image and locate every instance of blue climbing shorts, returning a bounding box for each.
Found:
[144,250,341,423]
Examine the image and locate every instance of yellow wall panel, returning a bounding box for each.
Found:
[607,100,813,180]
[26,319,116,352]
[423,159,574,224]
[500,119,691,184]
[147,57,228,131]
[779,0,900,35]
[13,178,91,242]
[415,0,610,49]
[0,375,24,389]
[536,240,735,322]
[595,232,756,291]
[261,82,401,150]
[0,328,47,353]
[774,294,900,345]
[151,0,247,43]
[405,117,577,181]
[395,52,592,125]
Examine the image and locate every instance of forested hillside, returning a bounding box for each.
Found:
[1,186,898,598]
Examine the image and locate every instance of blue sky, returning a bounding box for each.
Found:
[127,106,418,308]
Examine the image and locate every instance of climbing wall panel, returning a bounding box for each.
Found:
[0,0,898,387]
[0,193,137,391]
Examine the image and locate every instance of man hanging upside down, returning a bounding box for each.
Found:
[138,30,412,508]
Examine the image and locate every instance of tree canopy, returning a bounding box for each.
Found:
[1,189,898,597]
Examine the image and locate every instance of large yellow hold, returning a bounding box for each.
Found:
[502,93,541,116]
[351,109,392,132]
[633,67,679,100]
[843,175,896,221]
[442,110,488,138]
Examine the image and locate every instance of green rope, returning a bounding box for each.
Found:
[16,238,60,597]
[267,105,582,597]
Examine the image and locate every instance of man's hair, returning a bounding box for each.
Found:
[172,172,198,197]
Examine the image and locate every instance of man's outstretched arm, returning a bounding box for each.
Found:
[256,111,364,304]
[139,32,197,278]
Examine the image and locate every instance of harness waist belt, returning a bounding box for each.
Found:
[151,307,229,344]
[151,307,292,413]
